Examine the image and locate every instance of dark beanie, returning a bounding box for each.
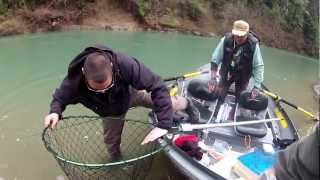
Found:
[83,52,112,82]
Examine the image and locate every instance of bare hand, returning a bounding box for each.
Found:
[251,88,259,99]
[44,113,59,129]
[141,127,168,145]
[208,81,216,93]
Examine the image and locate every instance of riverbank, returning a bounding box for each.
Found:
[0,1,214,37]
[0,0,318,58]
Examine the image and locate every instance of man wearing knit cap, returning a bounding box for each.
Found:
[44,45,187,161]
[209,20,264,104]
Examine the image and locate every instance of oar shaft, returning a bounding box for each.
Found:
[183,71,202,78]
[164,76,183,82]
[164,71,208,82]
[280,99,297,109]
[280,99,315,119]
[262,89,279,99]
[297,107,316,119]
[262,89,317,120]
[180,118,280,131]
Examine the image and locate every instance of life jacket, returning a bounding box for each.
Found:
[220,32,258,83]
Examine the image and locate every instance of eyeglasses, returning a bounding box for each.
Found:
[85,78,114,93]
[81,66,114,93]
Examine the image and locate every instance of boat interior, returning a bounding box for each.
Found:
[150,70,298,179]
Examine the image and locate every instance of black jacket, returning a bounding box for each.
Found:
[211,32,258,83]
[49,45,173,129]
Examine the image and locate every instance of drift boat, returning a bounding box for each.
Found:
[149,64,299,180]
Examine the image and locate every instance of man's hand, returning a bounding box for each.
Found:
[141,127,168,145]
[208,80,216,93]
[44,113,59,129]
[209,70,218,93]
[251,88,260,99]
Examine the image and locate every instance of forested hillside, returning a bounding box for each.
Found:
[0,0,318,57]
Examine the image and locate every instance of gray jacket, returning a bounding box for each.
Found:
[275,123,319,180]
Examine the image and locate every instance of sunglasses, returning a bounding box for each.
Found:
[85,79,114,93]
[82,67,114,93]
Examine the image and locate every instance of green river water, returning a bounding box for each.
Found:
[0,30,318,180]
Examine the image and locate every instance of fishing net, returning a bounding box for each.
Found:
[42,115,163,180]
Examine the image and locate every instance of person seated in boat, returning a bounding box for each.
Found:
[43,44,189,160]
[209,20,264,103]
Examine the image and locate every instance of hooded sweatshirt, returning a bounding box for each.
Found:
[49,45,173,129]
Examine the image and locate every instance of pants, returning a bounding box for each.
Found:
[102,89,187,156]
[214,77,249,116]
[218,77,249,102]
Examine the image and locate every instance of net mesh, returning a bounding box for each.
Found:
[42,115,162,180]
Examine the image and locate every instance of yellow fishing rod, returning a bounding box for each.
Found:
[261,89,318,121]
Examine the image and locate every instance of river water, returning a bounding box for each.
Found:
[0,30,318,179]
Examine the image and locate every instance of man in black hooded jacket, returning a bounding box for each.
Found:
[44,45,184,160]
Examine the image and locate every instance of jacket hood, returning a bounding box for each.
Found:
[67,45,116,80]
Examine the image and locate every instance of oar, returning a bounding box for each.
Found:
[261,89,319,121]
[165,71,209,96]
[179,118,280,132]
[164,71,209,82]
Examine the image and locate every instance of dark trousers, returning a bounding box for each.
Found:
[214,77,249,116]
[102,90,153,156]
[102,90,188,156]
[218,77,249,102]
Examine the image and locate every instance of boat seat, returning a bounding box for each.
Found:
[238,91,268,111]
[234,91,268,138]
[235,115,268,138]
[187,79,219,121]
[187,79,219,101]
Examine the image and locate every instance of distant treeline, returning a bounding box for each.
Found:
[0,0,88,11]
[127,0,318,57]
[0,0,318,57]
